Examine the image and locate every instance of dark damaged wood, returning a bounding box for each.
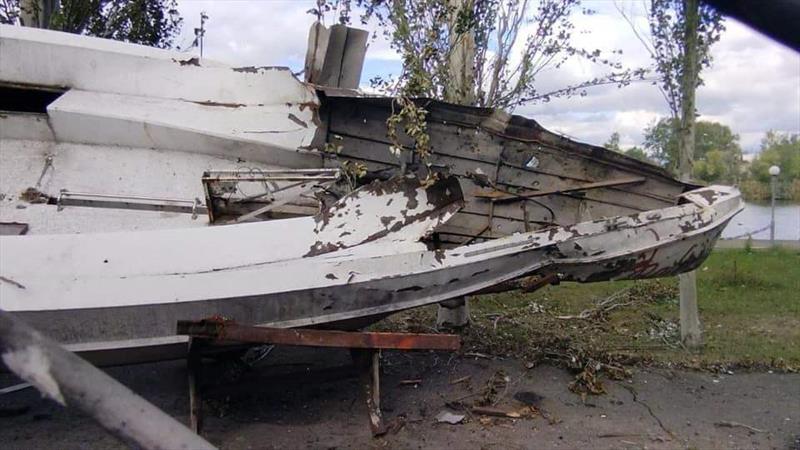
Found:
[177,319,461,351]
[477,176,647,203]
[319,94,692,244]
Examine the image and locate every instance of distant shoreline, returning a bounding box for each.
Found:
[716,239,800,249]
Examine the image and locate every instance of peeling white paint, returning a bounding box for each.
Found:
[2,345,66,406]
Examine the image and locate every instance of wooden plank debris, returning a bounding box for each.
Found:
[177,319,461,351]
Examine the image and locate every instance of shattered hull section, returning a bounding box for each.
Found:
[1,185,742,365]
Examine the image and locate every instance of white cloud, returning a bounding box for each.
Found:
[518,6,800,153]
[176,0,315,68]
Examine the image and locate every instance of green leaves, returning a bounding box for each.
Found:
[40,0,183,48]
[643,118,742,182]
[647,0,724,116]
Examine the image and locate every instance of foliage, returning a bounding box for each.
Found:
[748,131,800,183]
[318,0,644,110]
[386,96,435,176]
[643,118,742,182]
[623,146,651,163]
[0,0,19,24]
[1,0,182,48]
[741,131,800,201]
[379,248,800,371]
[634,0,724,118]
[604,132,654,164]
[738,179,769,201]
[603,132,621,152]
[621,0,724,186]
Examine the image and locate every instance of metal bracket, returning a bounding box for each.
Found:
[55,189,208,218]
[201,168,341,223]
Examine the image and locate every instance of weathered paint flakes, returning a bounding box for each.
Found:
[2,345,66,406]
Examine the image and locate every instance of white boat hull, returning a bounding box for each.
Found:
[1,183,742,365]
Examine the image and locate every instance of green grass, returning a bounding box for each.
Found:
[379,248,800,371]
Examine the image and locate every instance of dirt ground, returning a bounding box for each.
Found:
[1,347,798,450]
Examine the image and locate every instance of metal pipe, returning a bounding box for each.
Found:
[57,191,199,204]
[0,311,216,450]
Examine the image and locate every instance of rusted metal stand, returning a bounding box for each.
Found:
[178,319,460,437]
[352,349,385,435]
[187,338,203,434]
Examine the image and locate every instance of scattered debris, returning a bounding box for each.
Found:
[714,421,766,433]
[464,352,492,359]
[435,410,465,425]
[385,415,407,434]
[399,379,422,386]
[19,187,49,204]
[478,370,510,406]
[644,313,682,348]
[569,363,606,396]
[449,375,471,385]
[471,406,522,418]
[556,288,636,320]
[597,432,646,438]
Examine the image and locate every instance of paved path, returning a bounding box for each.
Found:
[1,348,798,449]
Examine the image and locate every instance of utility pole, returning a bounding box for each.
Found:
[678,0,702,349]
[194,12,208,60]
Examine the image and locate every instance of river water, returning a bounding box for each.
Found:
[722,201,800,240]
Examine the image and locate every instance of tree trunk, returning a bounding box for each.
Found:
[438,0,476,327]
[444,0,476,105]
[19,0,57,28]
[678,0,702,349]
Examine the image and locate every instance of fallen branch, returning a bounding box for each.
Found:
[714,421,766,433]
[471,406,522,418]
[557,288,634,320]
[464,352,492,359]
[450,375,471,385]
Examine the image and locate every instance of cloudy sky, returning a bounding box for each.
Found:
[175,0,799,154]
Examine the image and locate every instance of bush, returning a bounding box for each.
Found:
[739,179,770,201]
[789,179,800,201]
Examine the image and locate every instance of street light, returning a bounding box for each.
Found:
[769,165,780,246]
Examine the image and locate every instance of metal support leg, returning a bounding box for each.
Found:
[187,339,203,434]
[355,349,386,436]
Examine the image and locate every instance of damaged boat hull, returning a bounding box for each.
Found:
[1,183,742,366]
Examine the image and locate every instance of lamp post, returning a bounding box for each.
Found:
[769,165,780,246]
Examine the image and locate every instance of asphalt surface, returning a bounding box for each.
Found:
[1,347,798,449]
